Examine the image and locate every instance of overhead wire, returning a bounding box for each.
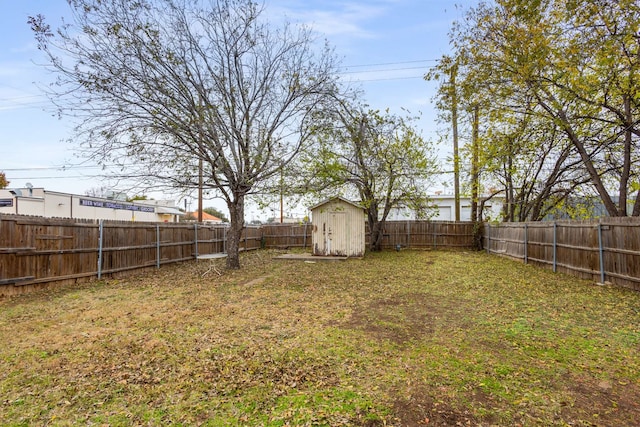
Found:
[3,164,136,182]
[2,165,124,172]
[341,59,438,68]
[0,58,441,108]
[338,59,437,82]
[3,58,441,183]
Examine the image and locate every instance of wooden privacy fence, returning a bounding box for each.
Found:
[262,223,312,249]
[1,215,477,295]
[3,213,640,295]
[484,217,640,291]
[261,221,476,250]
[376,221,476,250]
[0,215,261,296]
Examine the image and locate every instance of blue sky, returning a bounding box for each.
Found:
[0,0,477,217]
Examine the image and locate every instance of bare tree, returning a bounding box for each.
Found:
[30,0,340,268]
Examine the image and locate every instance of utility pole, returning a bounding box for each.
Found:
[471,104,480,222]
[279,166,284,223]
[450,60,461,222]
[197,94,203,223]
[198,154,203,222]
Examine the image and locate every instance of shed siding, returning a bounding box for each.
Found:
[311,198,365,257]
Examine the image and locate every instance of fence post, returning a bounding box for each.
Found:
[524,223,528,264]
[303,222,307,249]
[156,224,160,269]
[598,222,605,284]
[97,219,104,279]
[223,226,227,254]
[553,222,557,273]
[194,223,199,259]
[433,223,437,249]
[486,223,491,254]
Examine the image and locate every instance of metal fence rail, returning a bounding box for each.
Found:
[484,218,640,290]
[3,213,639,295]
[0,216,260,295]
[1,215,478,295]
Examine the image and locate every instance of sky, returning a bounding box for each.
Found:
[0,0,478,219]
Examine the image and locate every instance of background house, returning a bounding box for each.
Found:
[184,211,224,223]
[386,193,505,222]
[310,197,365,257]
[544,195,636,220]
[0,186,183,222]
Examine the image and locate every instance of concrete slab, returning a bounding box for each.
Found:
[273,253,349,261]
[197,253,227,260]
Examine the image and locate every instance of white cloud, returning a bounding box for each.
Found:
[268,0,394,39]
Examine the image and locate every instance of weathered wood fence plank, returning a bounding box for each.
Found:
[4,213,639,295]
[0,215,266,295]
[484,218,640,291]
[1,215,475,295]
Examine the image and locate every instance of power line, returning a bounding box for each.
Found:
[0,102,51,110]
[0,94,43,102]
[1,164,129,172]
[0,59,440,108]
[336,59,437,82]
[338,65,431,75]
[341,59,438,68]
[6,175,102,180]
[348,75,426,83]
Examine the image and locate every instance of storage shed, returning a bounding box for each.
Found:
[310,197,365,257]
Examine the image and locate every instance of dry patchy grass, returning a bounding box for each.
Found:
[1,250,639,426]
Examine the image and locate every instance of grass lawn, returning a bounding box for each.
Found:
[1,250,639,426]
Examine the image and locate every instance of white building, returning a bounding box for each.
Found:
[0,187,183,222]
[387,194,505,222]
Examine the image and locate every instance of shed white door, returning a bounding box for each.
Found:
[324,212,347,256]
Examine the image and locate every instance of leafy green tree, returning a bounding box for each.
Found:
[301,102,438,251]
[0,172,9,189]
[479,110,590,221]
[30,0,340,268]
[446,0,640,218]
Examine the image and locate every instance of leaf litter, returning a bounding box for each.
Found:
[1,249,640,426]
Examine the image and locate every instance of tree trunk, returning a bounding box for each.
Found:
[562,120,620,216]
[366,204,384,252]
[226,195,245,269]
[535,94,620,217]
[451,63,461,222]
[369,220,384,252]
[506,158,515,222]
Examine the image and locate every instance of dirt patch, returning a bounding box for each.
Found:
[558,375,640,426]
[342,293,468,345]
[3,250,640,426]
[243,275,269,286]
[390,387,483,427]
